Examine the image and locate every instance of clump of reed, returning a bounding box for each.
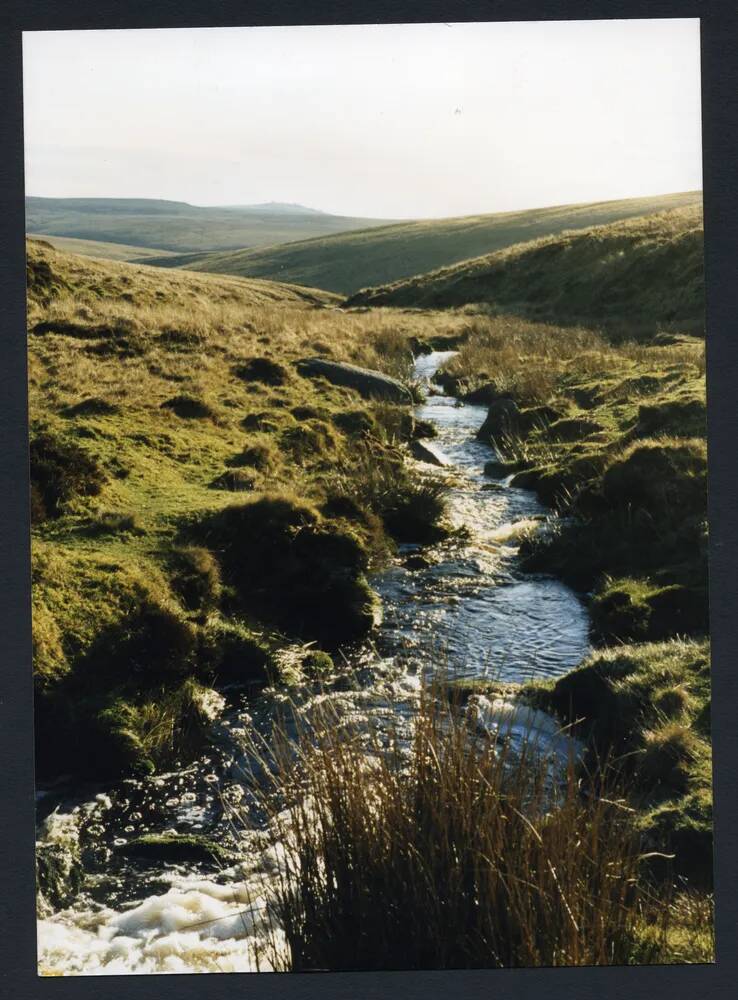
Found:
[239,685,678,971]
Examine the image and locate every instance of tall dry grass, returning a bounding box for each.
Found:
[238,686,672,971]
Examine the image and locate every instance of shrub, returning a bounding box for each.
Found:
[29,428,106,522]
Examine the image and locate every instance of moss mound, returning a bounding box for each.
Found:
[209,469,256,492]
[200,494,380,647]
[591,577,708,643]
[602,438,706,522]
[30,428,106,522]
[168,546,222,611]
[528,639,712,886]
[116,833,232,865]
[381,480,449,544]
[226,441,275,471]
[198,618,270,687]
[634,397,705,439]
[61,396,120,418]
[233,357,288,386]
[161,394,216,419]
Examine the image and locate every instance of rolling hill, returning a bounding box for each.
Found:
[158,191,703,296]
[348,204,705,338]
[25,197,395,255]
[26,234,181,263]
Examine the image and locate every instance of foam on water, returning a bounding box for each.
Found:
[38,872,283,975]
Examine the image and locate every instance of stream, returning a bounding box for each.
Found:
[35,351,591,975]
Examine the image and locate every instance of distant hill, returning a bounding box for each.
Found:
[162,192,702,295]
[348,204,705,338]
[25,196,395,254]
[26,233,181,263]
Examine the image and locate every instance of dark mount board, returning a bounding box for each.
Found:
[1,3,736,1000]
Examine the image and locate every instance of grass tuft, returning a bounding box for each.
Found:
[239,685,688,970]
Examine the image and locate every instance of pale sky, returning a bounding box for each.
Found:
[22,20,702,220]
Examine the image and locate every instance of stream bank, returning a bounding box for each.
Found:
[36,350,591,975]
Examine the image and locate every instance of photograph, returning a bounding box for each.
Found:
[24,19,712,976]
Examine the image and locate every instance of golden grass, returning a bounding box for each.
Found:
[233,683,710,970]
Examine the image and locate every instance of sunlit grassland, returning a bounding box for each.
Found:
[350,204,704,338]
[27,240,463,777]
[165,192,701,296]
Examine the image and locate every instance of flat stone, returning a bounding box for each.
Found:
[296,357,413,404]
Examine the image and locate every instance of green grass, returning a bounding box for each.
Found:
[170,192,702,296]
[350,204,704,338]
[520,639,712,888]
[26,196,395,254]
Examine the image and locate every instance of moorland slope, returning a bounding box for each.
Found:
[349,204,704,338]
[167,191,702,295]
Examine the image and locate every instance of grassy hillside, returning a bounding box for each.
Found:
[169,192,702,295]
[25,197,394,254]
[27,234,181,263]
[26,239,463,781]
[350,205,704,338]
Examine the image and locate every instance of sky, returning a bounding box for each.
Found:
[22,20,703,220]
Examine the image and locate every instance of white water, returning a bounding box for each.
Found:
[36,351,589,975]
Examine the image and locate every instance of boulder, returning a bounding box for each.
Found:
[116,833,233,866]
[296,358,413,404]
[476,398,521,442]
[410,439,451,467]
[404,554,432,571]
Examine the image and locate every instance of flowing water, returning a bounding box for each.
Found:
[35,351,590,975]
